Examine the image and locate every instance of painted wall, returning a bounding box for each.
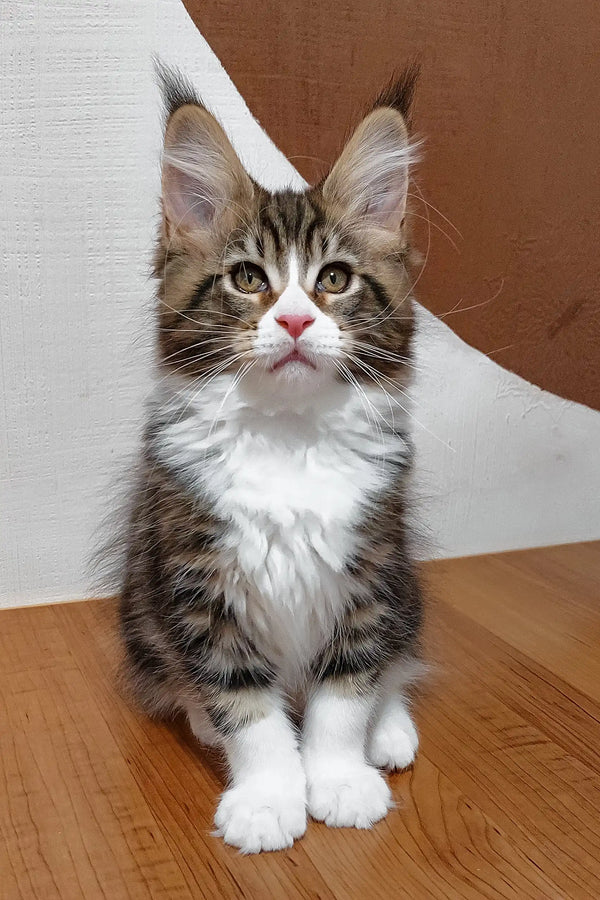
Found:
[184,0,600,410]
[1,0,599,608]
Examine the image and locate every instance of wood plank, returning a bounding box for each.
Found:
[1,542,599,898]
[420,604,600,896]
[427,547,600,702]
[431,603,600,775]
[0,607,197,900]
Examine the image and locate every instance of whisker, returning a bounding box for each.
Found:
[162,302,256,329]
[346,339,424,371]
[334,360,389,437]
[409,180,462,237]
[174,351,253,425]
[161,339,240,365]
[203,359,257,456]
[486,342,515,357]
[343,352,454,452]
[437,278,505,320]
[160,325,241,334]
[344,351,419,405]
[404,210,460,252]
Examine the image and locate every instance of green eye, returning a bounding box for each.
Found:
[233,263,268,294]
[317,265,350,294]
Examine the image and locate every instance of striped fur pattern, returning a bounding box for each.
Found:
[118,64,423,853]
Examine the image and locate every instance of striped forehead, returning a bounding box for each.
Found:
[258,191,321,258]
[224,189,361,293]
[252,193,346,292]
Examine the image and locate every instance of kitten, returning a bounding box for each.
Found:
[119,64,423,853]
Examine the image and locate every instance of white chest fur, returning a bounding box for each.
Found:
[153,374,410,679]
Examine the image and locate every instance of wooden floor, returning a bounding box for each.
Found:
[2,542,600,899]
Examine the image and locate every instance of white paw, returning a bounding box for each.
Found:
[214,775,307,853]
[368,713,419,771]
[306,759,392,828]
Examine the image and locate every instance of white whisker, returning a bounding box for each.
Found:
[343,352,454,452]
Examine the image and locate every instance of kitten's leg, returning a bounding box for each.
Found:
[368,691,419,770]
[302,678,393,829]
[186,704,223,748]
[169,583,306,851]
[367,659,419,770]
[208,689,306,853]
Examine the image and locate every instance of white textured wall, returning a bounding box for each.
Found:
[413,308,600,556]
[1,0,599,608]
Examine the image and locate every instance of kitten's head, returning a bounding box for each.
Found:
[155,66,420,401]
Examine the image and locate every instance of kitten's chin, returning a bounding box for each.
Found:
[270,355,337,389]
[271,360,320,383]
[242,356,342,410]
[271,349,316,372]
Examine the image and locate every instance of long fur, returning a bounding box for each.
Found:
[115,64,424,853]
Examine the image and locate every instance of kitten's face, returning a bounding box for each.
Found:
[156,97,417,396]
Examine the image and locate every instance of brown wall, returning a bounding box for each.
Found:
[184,0,600,408]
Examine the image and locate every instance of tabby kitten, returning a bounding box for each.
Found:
[119,65,423,853]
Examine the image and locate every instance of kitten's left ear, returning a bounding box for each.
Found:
[161,105,253,241]
[156,64,253,242]
[322,107,416,232]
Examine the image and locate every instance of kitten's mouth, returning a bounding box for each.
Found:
[272,349,316,371]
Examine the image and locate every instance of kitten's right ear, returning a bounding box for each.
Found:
[158,67,252,241]
[322,108,415,234]
[321,65,420,235]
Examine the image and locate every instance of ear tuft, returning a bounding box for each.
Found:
[371,62,420,124]
[154,58,204,122]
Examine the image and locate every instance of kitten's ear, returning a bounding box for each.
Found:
[161,98,252,239]
[322,107,416,232]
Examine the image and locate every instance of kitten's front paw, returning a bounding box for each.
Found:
[306,759,392,828]
[214,775,307,853]
[368,713,419,771]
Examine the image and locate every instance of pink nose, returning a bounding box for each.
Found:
[275,314,315,339]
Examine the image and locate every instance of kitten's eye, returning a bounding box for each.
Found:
[233,263,268,294]
[316,265,350,294]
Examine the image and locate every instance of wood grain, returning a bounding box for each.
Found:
[1,542,599,898]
